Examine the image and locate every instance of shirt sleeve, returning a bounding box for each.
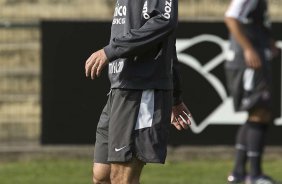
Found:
[225,0,258,22]
[172,44,183,105]
[104,0,178,62]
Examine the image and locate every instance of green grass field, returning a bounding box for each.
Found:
[1,158,282,184]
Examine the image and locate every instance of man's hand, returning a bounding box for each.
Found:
[171,102,193,130]
[244,48,261,69]
[270,40,280,59]
[85,49,108,79]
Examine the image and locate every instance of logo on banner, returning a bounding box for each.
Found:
[176,35,282,134]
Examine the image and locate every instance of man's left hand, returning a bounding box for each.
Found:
[171,102,193,130]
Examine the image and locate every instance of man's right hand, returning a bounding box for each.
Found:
[85,49,108,80]
[244,47,262,69]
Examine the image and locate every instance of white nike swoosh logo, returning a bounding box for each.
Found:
[115,146,127,152]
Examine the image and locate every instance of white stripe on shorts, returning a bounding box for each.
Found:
[243,68,254,91]
[135,90,154,130]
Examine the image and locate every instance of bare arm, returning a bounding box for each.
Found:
[224,17,261,69]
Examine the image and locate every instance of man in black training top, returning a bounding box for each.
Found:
[85,0,193,183]
[224,0,279,183]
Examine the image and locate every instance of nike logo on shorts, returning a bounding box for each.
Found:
[115,146,127,152]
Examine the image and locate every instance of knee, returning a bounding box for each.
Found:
[248,108,272,123]
[93,166,110,184]
[93,173,110,184]
[92,175,100,184]
[110,158,144,184]
[109,167,120,183]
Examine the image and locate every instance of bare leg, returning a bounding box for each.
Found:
[247,107,271,177]
[110,157,145,184]
[93,163,111,184]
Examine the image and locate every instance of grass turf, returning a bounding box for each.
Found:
[0,158,282,184]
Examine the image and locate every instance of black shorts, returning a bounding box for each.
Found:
[225,66,272,112]
[94,89,172,164]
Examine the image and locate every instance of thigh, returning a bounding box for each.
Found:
[93,163,111,183]
[134,90,172,164]
[244,67,272,112]
[108,89,143,162]
[225,67,272,112]
[104,89,172,164]
[225,67,244,111]
[94,97,111,164]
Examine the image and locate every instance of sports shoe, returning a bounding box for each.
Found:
[245,175,275,184]
[227,173,245,183]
